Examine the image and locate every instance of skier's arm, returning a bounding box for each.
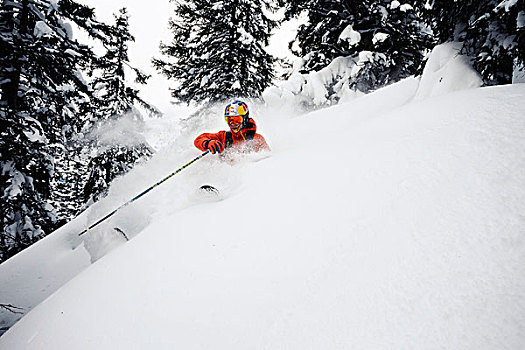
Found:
[253,134,270,152]
[194,132,226,152]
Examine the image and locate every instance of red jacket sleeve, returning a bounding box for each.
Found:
[244,118,270,152]
[194,131,226,151]
[253,133,270,152]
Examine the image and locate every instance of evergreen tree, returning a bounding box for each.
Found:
[423,0,524,85]
[284,0,432,93]
[0,0,105,261]
[49,141,90,225]
[372,1,434,82]
[284,0,375,73]
[94,8,160,118]
[83,8,158,203]
[153,0,277,106]
[466,0,524,84]
[422,0,480,43]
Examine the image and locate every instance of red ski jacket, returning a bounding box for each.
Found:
[194,118,270,153]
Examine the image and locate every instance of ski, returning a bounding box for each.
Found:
[199,185,220,195]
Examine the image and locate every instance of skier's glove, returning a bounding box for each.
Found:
[204,140,224,154]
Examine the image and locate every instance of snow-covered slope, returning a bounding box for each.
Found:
[1,79,524,349]
[1,42,525,348]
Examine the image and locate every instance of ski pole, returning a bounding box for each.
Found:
[78,150,210,236]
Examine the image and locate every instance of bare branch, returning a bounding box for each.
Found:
[0,303,24,314]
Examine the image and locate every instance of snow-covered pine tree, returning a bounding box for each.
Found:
[46,0,113,224]
[153,0,277,107]
[50,142,90,226]
[348,1,435,92]
[421,0,477,43]
[423,0,524,85]
[284,0,432,95]
[284,0,370,73]
[0,0,106,261]
[367,1,434,84]
[83,8,158,203]
[465,0,524,84]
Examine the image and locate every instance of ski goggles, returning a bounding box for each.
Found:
[225,115,243,124]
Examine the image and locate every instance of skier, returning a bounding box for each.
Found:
[194,100,270,155]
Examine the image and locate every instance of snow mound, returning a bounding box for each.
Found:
[263,42,484,114]
[414,42,483,100]
[262,56,361,113]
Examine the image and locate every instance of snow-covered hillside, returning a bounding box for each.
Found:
[1,47,525,349]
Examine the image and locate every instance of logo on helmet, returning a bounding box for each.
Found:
[224,100,249,117]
